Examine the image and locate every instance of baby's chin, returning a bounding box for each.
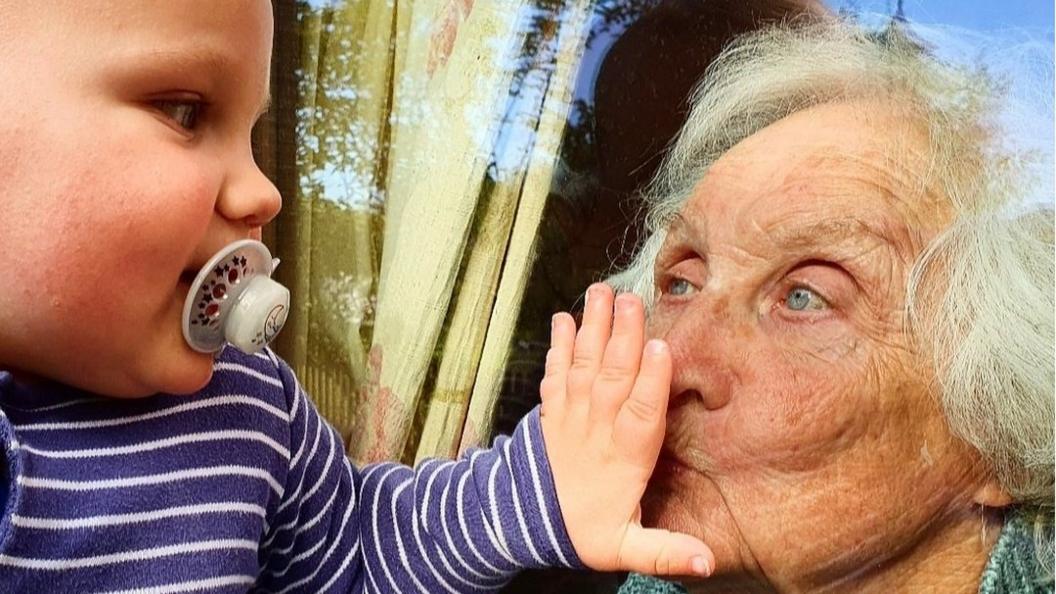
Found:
[150,342,215,396]
[150,352,215,396]
[128,295,217,396]
[113,333,216,397]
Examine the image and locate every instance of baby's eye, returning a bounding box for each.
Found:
[155,100,202,130]
[785,286,828,311]
[665,277,696,297]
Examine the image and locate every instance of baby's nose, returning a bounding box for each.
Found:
[217,161,282,228]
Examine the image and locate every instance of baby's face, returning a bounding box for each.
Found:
[0,1,279,397]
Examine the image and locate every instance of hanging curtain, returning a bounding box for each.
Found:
[257,0,592,464]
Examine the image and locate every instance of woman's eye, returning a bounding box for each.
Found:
[155,100,202,130]
[666,277,696,297]
[785,286,828,311]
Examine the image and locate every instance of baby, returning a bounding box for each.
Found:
[0,1,712,592]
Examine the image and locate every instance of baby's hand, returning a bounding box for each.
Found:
[540,283,714,578]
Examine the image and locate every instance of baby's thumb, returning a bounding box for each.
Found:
[616,525,714,578]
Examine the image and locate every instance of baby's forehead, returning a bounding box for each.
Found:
[7,1,272,61]
[12,1,274,110]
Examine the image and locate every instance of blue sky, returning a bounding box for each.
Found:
[829,0,1053,35]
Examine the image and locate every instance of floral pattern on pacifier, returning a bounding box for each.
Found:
[182,239,289,355]
[189,254,254,330]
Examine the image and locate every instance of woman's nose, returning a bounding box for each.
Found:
[656,301,738,411]
[216,155,282,229]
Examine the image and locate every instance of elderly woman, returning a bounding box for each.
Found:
[607,20,1054,594]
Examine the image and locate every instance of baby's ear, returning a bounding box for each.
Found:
[972,481,1013,508]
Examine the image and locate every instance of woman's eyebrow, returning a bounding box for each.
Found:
[763,217,898,253]
[666,212,708,252]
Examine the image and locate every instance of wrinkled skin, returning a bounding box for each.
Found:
[642,102,1010,592]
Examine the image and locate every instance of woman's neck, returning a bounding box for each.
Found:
[819,508,1004,594]
[825,510,1002,594]
[687,509,1003,594]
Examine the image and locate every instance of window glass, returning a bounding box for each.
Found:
[258,2,1053,590]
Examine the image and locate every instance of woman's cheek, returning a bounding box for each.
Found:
[645,306,674,340]
[662,366,861,484]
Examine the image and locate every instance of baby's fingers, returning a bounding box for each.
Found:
[541,313,576,412]
[613,339,673,459]
[590,293,645,422]
[569,284,614,404]
[617,525,714,578]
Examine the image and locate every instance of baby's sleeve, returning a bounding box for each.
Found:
[255,354,583,593]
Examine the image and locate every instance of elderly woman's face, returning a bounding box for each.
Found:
[644,102,991,590]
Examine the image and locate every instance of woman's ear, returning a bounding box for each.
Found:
[972,482,1013,508]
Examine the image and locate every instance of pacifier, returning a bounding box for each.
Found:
[181,239,290,355]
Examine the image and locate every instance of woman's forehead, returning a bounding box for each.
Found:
[678,102,945,258]
[713,101,930,196]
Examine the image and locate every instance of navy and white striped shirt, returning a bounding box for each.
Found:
[0,348,581,592]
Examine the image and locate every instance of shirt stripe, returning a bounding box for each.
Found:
[0,348,581,592]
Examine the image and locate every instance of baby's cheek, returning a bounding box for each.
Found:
[172,167,220,212]
[98,123,221,233]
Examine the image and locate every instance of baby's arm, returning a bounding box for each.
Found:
[255,284,711,592]
[255,366,577,592]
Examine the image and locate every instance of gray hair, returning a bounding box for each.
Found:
[609,19,1054,576]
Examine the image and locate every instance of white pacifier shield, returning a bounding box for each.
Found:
[181,240,290,354]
